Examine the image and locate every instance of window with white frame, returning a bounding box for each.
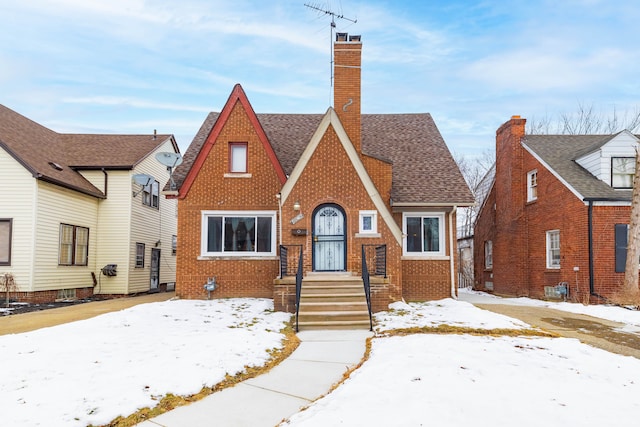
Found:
[229,142,248,173]
[135,243,145,268]
[527,170,538,202]
[59,224,89,266]
[142,180,159,209]
[546,230,560,269]
[611,157,635,189]
[484,240,493,269]
[0,219,12,266]
[201,211,276,256]
[403,213,445,256]
[359,210,378,234]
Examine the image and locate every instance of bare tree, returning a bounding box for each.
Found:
[623,149,640,299]
[455,149,494,238]
[528,103,640,135]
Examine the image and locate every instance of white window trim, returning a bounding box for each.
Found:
[527,170,538,202]
[546,230,560,269]
[485,240,493,269]
[611,157,635,189]
[200,210,277,257]
[358,210,378,234]
[402,212,445,257]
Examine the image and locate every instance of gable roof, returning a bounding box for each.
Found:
[176,84,287,198]
[173,89,473,206]
[0,104,175,198]
[279,108,403,245]
[522,134,639,201]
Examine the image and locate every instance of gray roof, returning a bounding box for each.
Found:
[0,104,174,198]
[174,111,474,205]
[522,134,637,200]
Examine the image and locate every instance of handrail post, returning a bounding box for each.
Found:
[361,245,373,331]
[294,245,303,332]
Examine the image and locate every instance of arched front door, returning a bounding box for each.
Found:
[312,204,346,271]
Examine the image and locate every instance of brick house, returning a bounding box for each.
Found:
[169,33,473,322]
[474,115,639,302]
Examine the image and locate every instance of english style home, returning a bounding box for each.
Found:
[168,33,473,325]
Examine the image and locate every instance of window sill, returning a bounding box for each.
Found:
[355,232,381,238]
[198,255,278,260]
[401,255,450,261]
[224,173,252,178]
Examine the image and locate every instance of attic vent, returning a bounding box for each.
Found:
[48,162,63,171]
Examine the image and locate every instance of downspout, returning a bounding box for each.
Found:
[588,200,595,294]
[276,193,282,247]
[102,168,108,197]
[449,206,457,299]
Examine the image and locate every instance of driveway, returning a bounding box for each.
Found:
[459,290,640,359]
[0,291,175,336]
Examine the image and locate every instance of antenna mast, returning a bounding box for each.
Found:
[304,2,357,87]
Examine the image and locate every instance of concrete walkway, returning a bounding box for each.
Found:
[135,330,372,427]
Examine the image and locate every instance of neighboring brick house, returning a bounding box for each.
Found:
[0,105,179,303]
[474,115,639,302]
[169,33,473,313]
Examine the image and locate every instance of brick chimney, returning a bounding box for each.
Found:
[333,33,362,153]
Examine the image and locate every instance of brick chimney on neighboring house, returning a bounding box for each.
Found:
[333,32,362,153]
[494,115,528,296]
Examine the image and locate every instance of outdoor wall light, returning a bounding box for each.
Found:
[293,201,301,211]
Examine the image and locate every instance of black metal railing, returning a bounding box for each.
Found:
[279,244,303,278]
[361,245,374,331]
[362,244,387,278]
[294,247,303,332]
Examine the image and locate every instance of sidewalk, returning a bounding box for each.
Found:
[136,329,373,427]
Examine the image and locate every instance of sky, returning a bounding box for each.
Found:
[1,0,639,159]
[2,291,640,426]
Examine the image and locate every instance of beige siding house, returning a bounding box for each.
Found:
[0,104,178,303]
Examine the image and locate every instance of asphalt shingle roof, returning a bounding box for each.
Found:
[523,134,638,200]
[174,111,474,205]
[0,104,173,198]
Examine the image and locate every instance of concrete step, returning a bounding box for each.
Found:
[296,319,372,330]
[297,310,371,325]
[299,301,369,312]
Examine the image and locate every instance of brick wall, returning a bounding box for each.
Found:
[176,100,283,300]
[478,115,634,301]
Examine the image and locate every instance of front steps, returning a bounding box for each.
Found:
[296,273,371,330]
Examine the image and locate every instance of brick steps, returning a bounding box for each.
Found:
[296,274,371,330]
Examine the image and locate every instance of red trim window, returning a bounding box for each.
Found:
[229,142,248,173]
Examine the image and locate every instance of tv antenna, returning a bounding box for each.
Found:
[155,152,183,191]
[304,3,357,87]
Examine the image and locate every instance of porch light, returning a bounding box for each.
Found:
[293,201,301,211]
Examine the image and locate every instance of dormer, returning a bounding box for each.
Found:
[574,130,640,189]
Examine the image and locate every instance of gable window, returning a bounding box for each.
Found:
[142,180,159,209]
[358,210,378,235]
[403,213,445,256]
[229,142,248,173]
[546,230,560,269]
[201,211,276,256]
[59,224,89,266]
[484,240,493,269]
[0,219,12,266]
[135,243,145,268]
[527,170,538,202]
[611,157,635,189]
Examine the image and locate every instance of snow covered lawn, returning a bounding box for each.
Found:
[4,292,640,427]
[2,298,291,427]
